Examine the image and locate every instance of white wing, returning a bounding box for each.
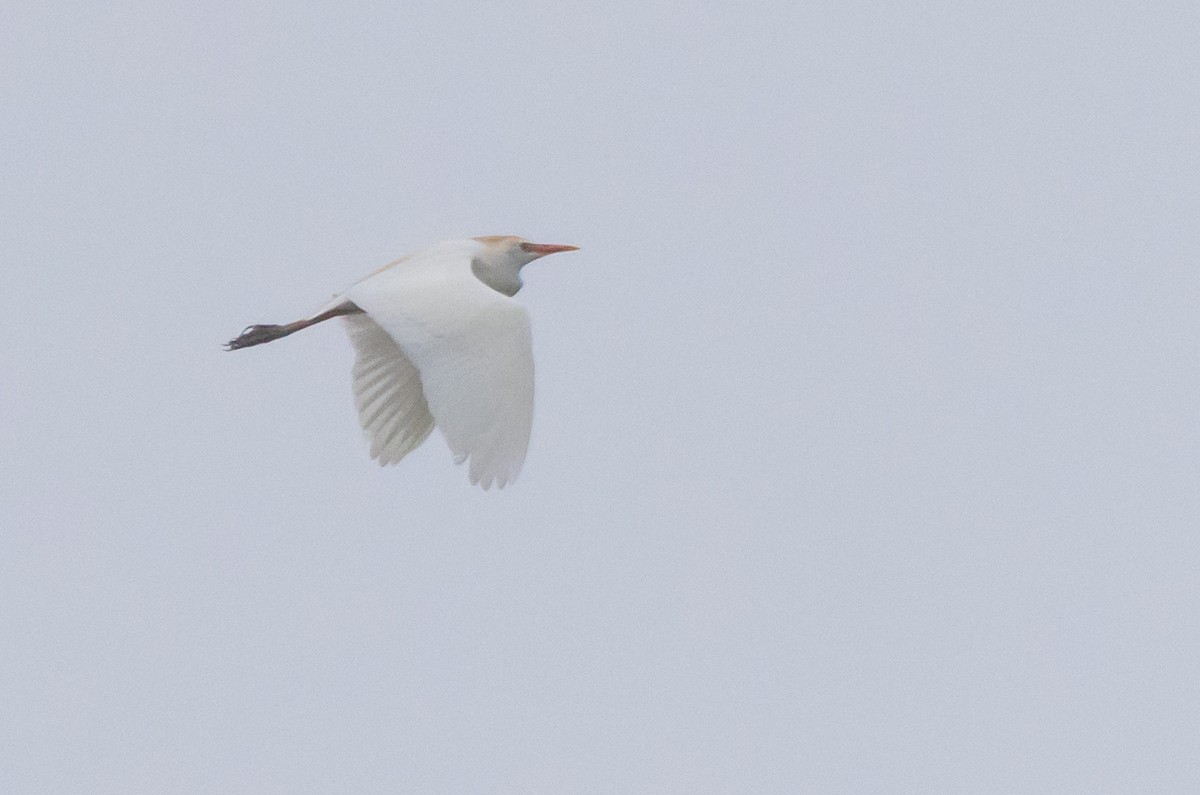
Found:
[414,302,533,489]
[342,313,435,466]
[342,241,535,489]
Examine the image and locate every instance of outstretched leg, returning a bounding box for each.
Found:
[225,301,364,350]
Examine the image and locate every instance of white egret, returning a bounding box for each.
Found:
[226,236,578,489]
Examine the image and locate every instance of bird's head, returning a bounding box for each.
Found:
[471,235,579,296]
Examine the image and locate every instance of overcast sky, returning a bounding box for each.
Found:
[3,2,1198,792]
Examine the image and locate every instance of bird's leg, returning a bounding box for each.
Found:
[225,301,364,350]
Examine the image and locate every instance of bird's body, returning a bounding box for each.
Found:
[227,236,578,489]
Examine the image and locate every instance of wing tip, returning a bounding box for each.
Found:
[464,458,522,491]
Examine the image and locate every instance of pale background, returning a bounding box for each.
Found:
[2,2,1198,792]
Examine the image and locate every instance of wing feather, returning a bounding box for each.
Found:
[343,314,434,466]
[413,302,534,489]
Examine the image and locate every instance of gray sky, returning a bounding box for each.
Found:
[3,1,1198,791]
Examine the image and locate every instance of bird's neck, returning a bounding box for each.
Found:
[471,257,524,296]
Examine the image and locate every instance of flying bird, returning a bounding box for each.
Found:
[226,235,579,489]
